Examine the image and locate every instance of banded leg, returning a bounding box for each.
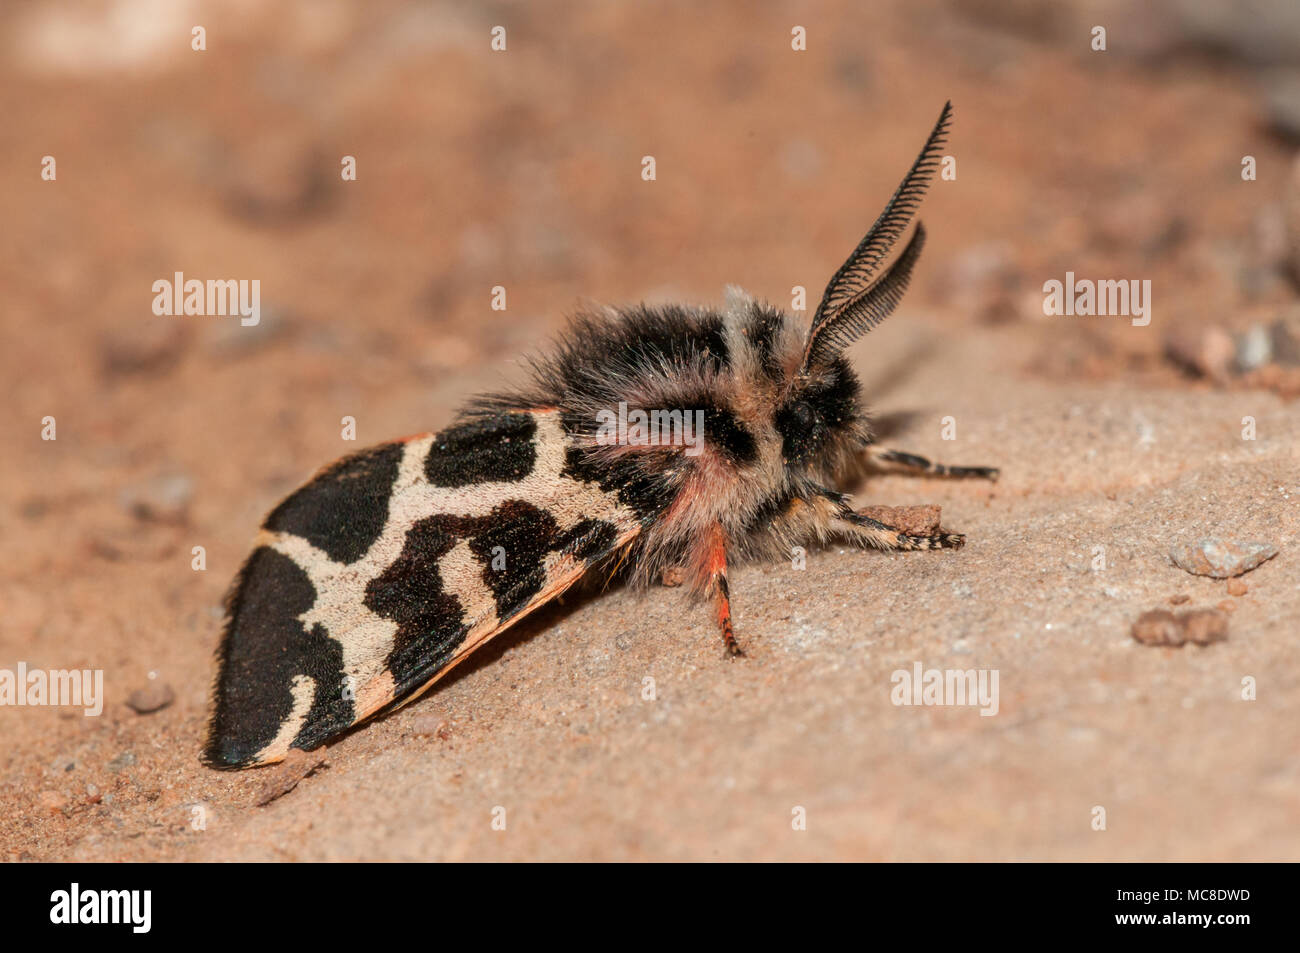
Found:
[704,523,743,657]
[866,446,999,481]
[836,507,966,552]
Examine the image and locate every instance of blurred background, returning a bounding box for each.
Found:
[2,0,1298,861]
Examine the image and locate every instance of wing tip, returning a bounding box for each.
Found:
[201,718,302,770]
[200,732,264,770]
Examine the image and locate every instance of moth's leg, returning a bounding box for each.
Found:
[744,487,853,556]
[836,509,966,552]
[703,523,743,658]
[865,446,999,481]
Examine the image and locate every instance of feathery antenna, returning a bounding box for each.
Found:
[802,101,951,370]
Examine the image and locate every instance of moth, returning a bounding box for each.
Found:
[204,101,997,769]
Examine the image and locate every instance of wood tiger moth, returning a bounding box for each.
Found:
[204,101,998,769]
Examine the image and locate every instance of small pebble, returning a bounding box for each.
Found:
[1168,593,1190,605]
[1227,579,1248,596]
[1131,607,1229,647]
[1170,538,1278,578]
[127,681,175,714]
[1183,608,1230,644]
[1132,609,1186,646]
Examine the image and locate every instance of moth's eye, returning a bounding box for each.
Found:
[775,397,830,465]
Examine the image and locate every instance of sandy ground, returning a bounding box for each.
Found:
[2,0,1298,861]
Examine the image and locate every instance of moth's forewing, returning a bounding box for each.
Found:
[205,410,639,769]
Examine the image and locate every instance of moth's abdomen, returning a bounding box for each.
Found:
[205,410,640,769]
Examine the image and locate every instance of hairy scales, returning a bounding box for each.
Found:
[206,101,999,769]
[205,409,639,768]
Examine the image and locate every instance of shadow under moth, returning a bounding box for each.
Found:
[205,101,997,769]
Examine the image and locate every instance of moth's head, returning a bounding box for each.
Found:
[771,100,953,478]
[770,346,866,478]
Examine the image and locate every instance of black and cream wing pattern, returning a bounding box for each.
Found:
[204,408,641,768]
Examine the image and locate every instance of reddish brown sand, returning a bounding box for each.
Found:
[2,1,1297,861]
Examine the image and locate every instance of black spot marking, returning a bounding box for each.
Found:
[469,506,623,618]
[365,515,471,690]
[816,358,861,426]
[264,443,403,565]
[365,502,625,693]
[701,406,758,464]
[425,413,537,488]
[204,547,351,768]
[467,501,560,619]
